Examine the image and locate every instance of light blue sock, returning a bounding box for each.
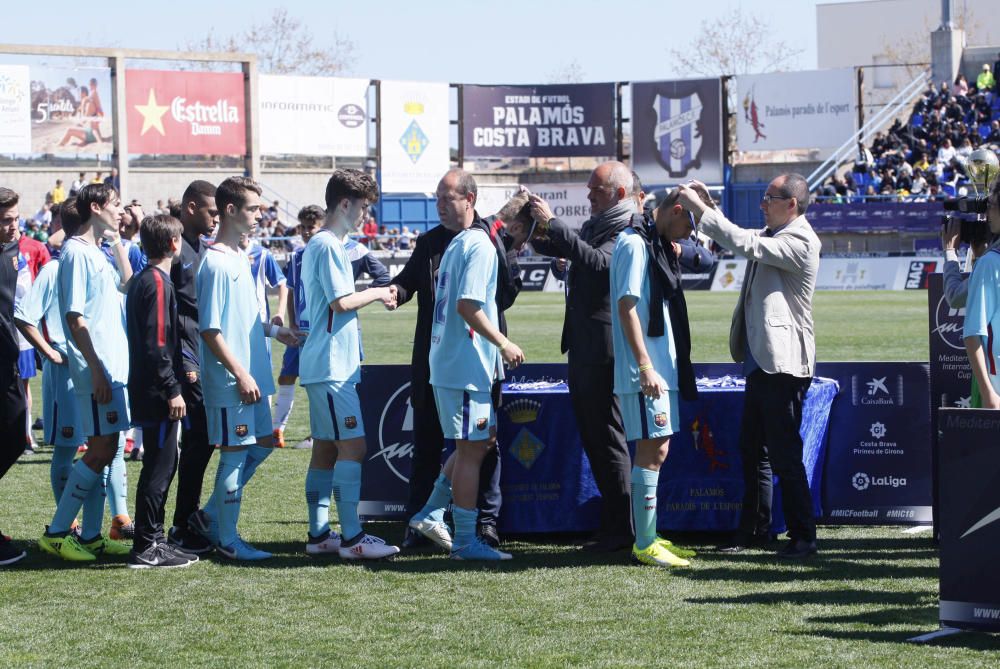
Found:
[416,472,452,523]
[202,463,225,523]
[631,466,660,550]
[49,460,100,534]
[106,433,128,518]
[305,468,334,538]
[81,467,110,540]
[241,443,272,487]
[452,505,478,548]
[49,447,76,503]
[332,461,362,540]
[215,450,246,547]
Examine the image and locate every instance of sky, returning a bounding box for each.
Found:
[1,0,827,82]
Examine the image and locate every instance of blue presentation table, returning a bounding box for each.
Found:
[495,376,839,534]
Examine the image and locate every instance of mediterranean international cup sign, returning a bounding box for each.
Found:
[379,80,450,193]
[29,65,113,156]
[0,65,31,154]
[461,83,615,158]
[125,69,246,155]
[259,75,368,157]
[631,78,724,186]
[736,68,856,152]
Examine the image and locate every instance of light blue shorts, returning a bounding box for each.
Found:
[433,386,495,441]
[42,358,83,447]
[76,385,131,439]
[304,381,365,442]
[619,390,679,442]
[207,400,272,447]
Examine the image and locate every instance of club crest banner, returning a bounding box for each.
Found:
[631,78,723,186]
[461,83,615,158]
[379,80,450,193]
[736,68,856,152]
[259,75,368,157]
[125,69,246,155]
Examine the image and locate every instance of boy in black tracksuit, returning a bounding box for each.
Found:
[125,215,197,568]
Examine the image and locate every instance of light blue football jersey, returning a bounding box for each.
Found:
[197,244,273,407]
[428,228,501,392]
[610,228,678,395]
[15,258,66,353]
[57,237,129,394]
[963,248,1000,394]
[299,229,361,385]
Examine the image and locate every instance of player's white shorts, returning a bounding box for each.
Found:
[304,381,365,442]
[42,358,82,448]
[207,400,272,447]
[619,390,679,442]
[433,386,495,441]
[77,385,131,439]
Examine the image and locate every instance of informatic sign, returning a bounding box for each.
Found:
[462,83,615,158]
[125,69,246,155]
[259,75,368,157]
[938,408,1000,632]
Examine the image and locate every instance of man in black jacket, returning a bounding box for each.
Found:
[167,180,218,554]
[0,188,28,566]
[528,161,636,552]
[391,175,528,548]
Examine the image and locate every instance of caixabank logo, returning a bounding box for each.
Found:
[850,373,905,406]
[851,471,907,491]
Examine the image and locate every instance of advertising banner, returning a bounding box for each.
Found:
[818,361,932,524]
[808,202,941,234]
[0,65,31,154]
[631,78,724,186]
[815,257,906,291]
[710,258,748,291]
[461,83,615,158]
[29,65,112,155]
[259,75,368,156]
[938,408,1000,631]
[736,68,856,152]
[379,80,450,193]
[476,183,591,230]
[125,69,246,155]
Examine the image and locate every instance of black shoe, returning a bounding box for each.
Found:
[478,524,500,548]
[161,542,200,563]
[580,534,632,553]
[31,417,43,431]
[401,526,430,549]
[128,542,197,569]
[0,533,26,567]
[167,526,214,555]
[777,538,818,559]
[717,532,770,553]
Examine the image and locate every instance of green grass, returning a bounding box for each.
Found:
[4,291,994,668]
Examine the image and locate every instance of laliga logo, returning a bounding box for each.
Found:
[933,294,966,350]
[369,382,414,483]
[852,471,907,491]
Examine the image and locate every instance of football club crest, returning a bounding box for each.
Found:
[476,417,489,431]
[61,426,74,439]
[344,416,358,430]
[652,92,703,177]
[510,427,546,469]
[235,424,249,437]
[106,411,119,425]
[654,413,668,428]
[400,120,428,164]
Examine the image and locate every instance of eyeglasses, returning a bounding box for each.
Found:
[761,194,791,204]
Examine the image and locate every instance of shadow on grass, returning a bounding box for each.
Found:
[794,610,1000,651]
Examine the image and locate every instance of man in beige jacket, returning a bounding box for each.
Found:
[678,174,821,559]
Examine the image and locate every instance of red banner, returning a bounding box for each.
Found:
[126,69,246,155]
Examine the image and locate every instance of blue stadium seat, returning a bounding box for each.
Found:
[942,184,956,197]
[911,113,923,127]
[980,124,992,140]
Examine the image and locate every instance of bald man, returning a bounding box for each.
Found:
[527,161,638,552]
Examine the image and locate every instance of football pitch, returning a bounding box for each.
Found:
[3,291,996,667]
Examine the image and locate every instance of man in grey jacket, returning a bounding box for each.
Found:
[679,173,821,559]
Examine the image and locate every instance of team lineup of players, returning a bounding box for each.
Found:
[11,162,708,568]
